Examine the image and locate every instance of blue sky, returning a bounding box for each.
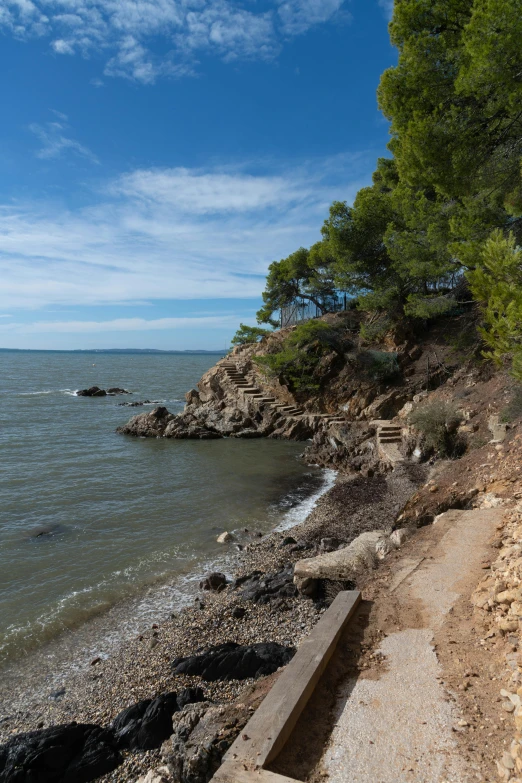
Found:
[0,0,395,350]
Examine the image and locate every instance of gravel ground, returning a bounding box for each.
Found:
[0,463,426,782]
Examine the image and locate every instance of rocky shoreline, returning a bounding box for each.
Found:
[0,462,426,783]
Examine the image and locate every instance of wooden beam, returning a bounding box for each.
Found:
[210,590,361,782]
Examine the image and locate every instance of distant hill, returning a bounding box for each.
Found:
[0,348,226,355]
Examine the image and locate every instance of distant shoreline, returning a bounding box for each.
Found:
[0,348,226,355]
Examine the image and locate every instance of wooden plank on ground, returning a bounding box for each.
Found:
[216,590,361,776]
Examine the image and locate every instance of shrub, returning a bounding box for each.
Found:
[409,400,464,457]
[467,230,522,381]
[358,350,400,382]
[359,316,392,344]
[254,320,341,393]
[231,324,272,346]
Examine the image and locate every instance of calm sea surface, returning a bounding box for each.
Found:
[0,351,329,673]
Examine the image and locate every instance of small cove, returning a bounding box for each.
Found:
[0,350,329,688]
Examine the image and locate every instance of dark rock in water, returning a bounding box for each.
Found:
[199,572,227,592]
[280,536,297,547]
[26,524,65,541]
[77,386,107,397]
[112,688,204,751]
[0,722,121,783]
[118,400,161,407]
[235,564,297,604]
[171,641,294,681]
[78,386,130,398]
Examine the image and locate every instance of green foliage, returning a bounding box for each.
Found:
[409,400,464,457]
[256,246,337,326]
[254,321,341,393]
[359,316,392,344]
[255,0,522,334]
[358,350,400,382]
[467,231,522,379]
[231,324,272,346]
[403,295,456,320]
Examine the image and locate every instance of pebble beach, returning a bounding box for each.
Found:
[0,463,425,781]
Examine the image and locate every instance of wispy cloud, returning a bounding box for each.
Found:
[0,156,371,311]
[0,315,242,333]
[0,0,348,83]
[29,119,99,164]
[377,0,394,20]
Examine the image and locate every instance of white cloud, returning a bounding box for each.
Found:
[277,0,344,36]
[112,168,311,213]
[29,120,99,163]
[377,0,393,20]
[0,315,241,333]
[0,0,347,83]
[0,157,369,311]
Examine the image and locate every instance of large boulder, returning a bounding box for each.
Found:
[171,642,294,681]
[112,688,204,750]
[0,723,121,783]
[199,572,227,591]
[234,565,297,604]
[293,529,400,596]
[77,386,107,397]
[161,676,279,783]
[117,406,176,437]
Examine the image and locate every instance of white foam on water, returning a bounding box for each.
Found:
[0,466,337,709]
[275,468,337,532]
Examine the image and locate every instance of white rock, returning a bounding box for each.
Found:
[136,769,171,783]
[217,531,234,543]
[390,528,411,548]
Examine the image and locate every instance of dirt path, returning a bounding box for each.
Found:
[270,507,507,783]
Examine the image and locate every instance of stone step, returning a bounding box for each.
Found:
[243,389,261,395]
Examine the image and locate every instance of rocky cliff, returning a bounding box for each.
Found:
[117,309,483,475]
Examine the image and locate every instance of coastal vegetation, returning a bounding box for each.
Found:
[235,0,522,380]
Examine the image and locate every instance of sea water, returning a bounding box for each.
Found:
[0,350,332,678]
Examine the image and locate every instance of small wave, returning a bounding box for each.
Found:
[275,468,337,532]
[18,390,55,396]
[16,388,79,397]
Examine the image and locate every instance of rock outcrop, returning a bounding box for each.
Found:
[171,641,295,681]
[0,723,121,783]
[78,386,131,397]
[160,701,252,783]
[112,688,204,750]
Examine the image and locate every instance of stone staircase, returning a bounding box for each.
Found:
[221,360,344,426]
[373,420,404,463]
